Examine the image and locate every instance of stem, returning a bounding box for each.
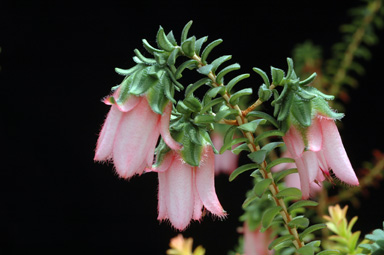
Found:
[329,0,381,96]
[191,54,305,249]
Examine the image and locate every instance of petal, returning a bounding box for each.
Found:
[307,116,323,152]
[159,102,182,151]
[165,156,194,231]
[192,169,204,220]
[283,126,305,158]
[94,105,123,161]
[112,99,159,178]
[152,152,176,173]
[195,146,226,217]
[295,157,310,199]
[157,172,168,220]
[284,173,301,190]
[116,94,142,112]
[302,151,319,184]
[320,119,359,186]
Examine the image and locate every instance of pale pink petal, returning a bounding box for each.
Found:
[192,169,204,220]
[295,157,310,199]
[112,99,159,178]
[157,172,168,220]
[302,151,319,184]
[243,224,273,255]
[152,152,176,173]
[316,151,329,174]
[159,102,182,151]
[307,116,323,152]
[165,156,194,231]
[145,124,160,167]
[212,133,239,175]
[116,94,142,112]
[94,105,123,161]
[195,146,225,217]
[320,119,359,186]
[285,173,301,190]
[283,126,305,158]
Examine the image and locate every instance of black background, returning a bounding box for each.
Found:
[1,0,384,254]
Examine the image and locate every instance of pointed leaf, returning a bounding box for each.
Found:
[268,235,294,250]
[266,157,295,172]
[226,73,250,93]
[207,86,226,98]
[201,39,223,64]
[229,88,252,105]
[299,72,317,86]
[216,63,241,85]
[181,20,193,43]
[220,137,249,154]
[156,26,175,52]
[185,78,211,97]
[299,223,326,241]
[194,115,215,124]
[253,67,270,87]
[195,36,208,55]
[238,119,266,132]
[246,111,278,128]
[262,206,282,229]
[215,108,238,122]
[229,163,260,182]
[271,66,285,85]
[254,130,285,145]
[248,150,267,164]
[211,55,232,73]
[253,179,272,197]
[197,64,214,75]
[142,39,164,55]
[273,168,298,184]
[200,97,225,113]
[231,143,250,155]
[181,36,196,57]
[276,187,302,199]
[288,216,310,229]
[175,59,199,79]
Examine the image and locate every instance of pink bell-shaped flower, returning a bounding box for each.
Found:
[283,114,359,199]
[211,132,239,175]
[243,223,273,255]
[154,146,226,231]
[94,92,181,179]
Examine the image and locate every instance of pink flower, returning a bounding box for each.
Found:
[243,223,273,255]
[94,93,181,179]
[283,114,359,199]
[211,132,239,175]
[154,146,226,231]
[272,151,322,198]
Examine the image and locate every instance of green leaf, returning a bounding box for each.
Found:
[229,88,253,105]
[201,39,223,64]
[273,168,298,184]
[197,64,214,75]
[211,55,232,73]
[133,49,157,65]
[181,20,193,43]
[271,66,285,85]
[261,142,284,154]
[162,74,176,103]
[288,216,310,229]
[207,86,226,98]
[254,130,285,146]
[185,78,211,97]
[253,179,272,197]
[276,187,302,199]
[214,108,238,122]
[231,143,250,155]
[299,223,326,241]
[175,59,199,79]
[115,64,144,76]
[116,75,134,105]
[288,200,318,212]
[262,206,282,230]
[291,95,312,127]
[223,125,238,146]
[184,123,202,145]
[166,30,177,46]
[253,67,270,87]
[184,97,202,112]
[229,163,259,182]
[226,73,250,93]
[181,36,196,57]
[194,36,208,56]
[220,137,249,154]
[299,72,317,86]
[277,91,294,121]
[156,26,175,52]
[258,84,272,102]
[268,235,294,250]
[248,150,267,164]
[286,57,296,79]
[194,115,215,124]
[167,48,181,66]
[142,39,164,55]
[246,111,278,128]
[216,63,241,85]
[129,67,159,95]
[181,134,203,166]
[165,68,184,90]
[238,119,266,133]
[200,97,225,113]
[266,157,295,172]
[146,78,169,114]
[316,250,340,255]
[296,244,315,255]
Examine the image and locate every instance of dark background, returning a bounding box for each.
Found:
[1,0,384,254]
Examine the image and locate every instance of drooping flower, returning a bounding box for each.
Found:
[154,145,226,231]
[243,223,273,255]
[283,114,359,199]
[211,132,239,175]
[94,92,181,179]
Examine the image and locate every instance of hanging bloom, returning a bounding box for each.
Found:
[243,223,273,255]
[272,151,322,198]
[94,92,181,179]
[154,146,226,231]
[211,132,239,175]
[283,114,359,199]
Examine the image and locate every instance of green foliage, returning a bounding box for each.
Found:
[359,222,384,255]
